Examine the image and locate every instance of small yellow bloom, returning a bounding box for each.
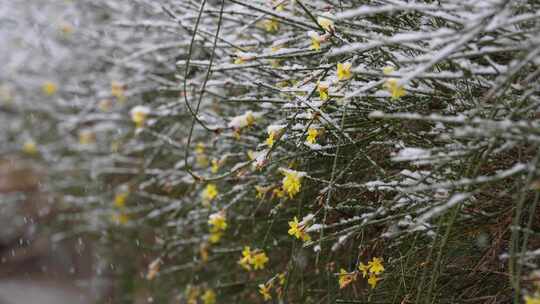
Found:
[252,251,269,270]
[255,185,268,199]
[201,289,216,304]
[272,187,285,198]
[111,81,126,102]
[202,183,218,205]
[367,273,381,289]
[259,284,272,301]
[200,243,209,262]
[382,66,395,75]
[114,192,129,208]
[337,63,352,81]
[211,159,220,174]
[228,111,256,129]
[281,169,303,198]
[98,99,113,112]
[59,22,74,35]
[368,257,385,275]
[525,295,540,304]
[238,246,253,271]
[309,32,322,51]
[130,105,150,129]
[306,128,319,144]
[208,212,227,233]
[358,262,370,278]
[42,81,58,96]
[196,143,209,167]
[384,78,406,100]
[318,82,329,101]
[278,273,286,285]
[317,16,334,32]
[209,231,223,244]
[264,18,280,32]
[79,130,96,145]
[234,57,245,64]
[22,141,38,155]
[111,212,129,225]
[338,269,356,289]
[196,142,205,154]
[266,131,277,147]
[288,216,311,242]
[186,286,200,304]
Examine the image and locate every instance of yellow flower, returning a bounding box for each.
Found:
[22,141,38,155]
[200,243,209,263]
[278,273,286,285]
[358,262,370,278]
[525,295,540,304]
[382,66,395,75]
[317,16,334,32]
[288,216,311,242]
[228,111,256,129]
[264,18,280,32]
[252,251,269,270]
[59,22,74,35]
[288,217,302,238]
[196,142,205,154]
[318,82,329,101]
[79,130,96,145]
[266,131,277,147]
[309,32,321,51]
[281,169,303,198]
[196,143,209,167]
[384,78,406,100]
[130,106,150,129]
[272,187,285,199]
[211,159,220,174]
[129,106,150,128]
[111,81,126,102]
[255,185,268,199]
[238,246,253,271]
[368,257,385,275]
[209,231,223,244]
[202,183,218,205]
[208,212,227,233]
[367,273,381,289]
[114,192,129,208]
[98,99,113,112]
[306,128,319,144]
[201,289,216,304]
[337,63,352,81]
[111,212,129,225]
[186,286,200,304]
[259,284,272,301]
[338,269,356,289]
[42,81,58,96]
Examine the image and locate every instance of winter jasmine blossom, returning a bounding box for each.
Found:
[384,78,406,100]
[281,169,303,198]
[252,251,269,270]
[306,128,319,144]
[42,81,57,96]
[337,63,352,81]
[130,105,150,128]
[259,283,272,301]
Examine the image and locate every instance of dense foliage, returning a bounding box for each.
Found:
[2,0,540,303]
